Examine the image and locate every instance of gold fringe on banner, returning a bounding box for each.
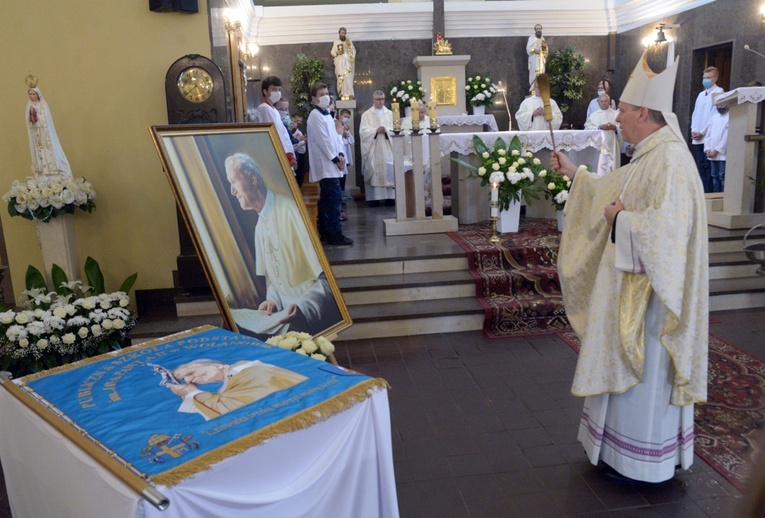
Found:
[152,377,390,487]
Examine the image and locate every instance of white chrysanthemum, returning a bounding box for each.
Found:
[555,190,569,204]
[489,172,505,184]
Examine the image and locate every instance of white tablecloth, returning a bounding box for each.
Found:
[437,114,499,132]
[0,385,398,518]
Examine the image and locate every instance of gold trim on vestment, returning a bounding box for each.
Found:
[619,272,652,380]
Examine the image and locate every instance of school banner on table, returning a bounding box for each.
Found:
[12,326,386,486]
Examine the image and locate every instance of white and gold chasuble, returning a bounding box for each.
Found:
[559,125,709,406]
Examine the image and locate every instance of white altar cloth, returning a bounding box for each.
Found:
[437,114,499,132]
[0,385,398,518]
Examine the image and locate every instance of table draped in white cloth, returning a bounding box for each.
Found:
[436,114,499,132]
[0,387,398,518]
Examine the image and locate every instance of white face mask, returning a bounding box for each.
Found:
[597,89,606,96]
[317,95,331,108]
[268,90,282,104]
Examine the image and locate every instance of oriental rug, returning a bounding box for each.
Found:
[557,329,765,493]
[447,219,569,338]
[6,326,386,487]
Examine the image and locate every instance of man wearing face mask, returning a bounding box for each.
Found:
[359,90,395,205]
[690,67,722,192]
[526,24,548,88]
[255,76,297,172]
[307,82,353,246]
[586,80,616,121]
[704,101,729,193]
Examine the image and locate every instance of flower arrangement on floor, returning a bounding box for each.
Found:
[3,175,96,223]
[0,257,137,377]
[465,74,498,108]
[453,135,547,210]
[266,331,336,363]
[388,80,427,108]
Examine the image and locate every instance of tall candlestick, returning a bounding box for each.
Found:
[491,183,499,218]
[410,100,420,131]
[429,101,437,129]
[392,101,401,130]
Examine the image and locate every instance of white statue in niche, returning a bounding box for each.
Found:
[25,74,72,178]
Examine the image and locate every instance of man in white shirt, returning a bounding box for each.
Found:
[690,66,723,192]
[704,103,729,193]
[359,90,395,205]
[307,82,353,246]
[585,94,621,173]
[254,76,297,172]
[515,83,562,131]
[586,80,616,121]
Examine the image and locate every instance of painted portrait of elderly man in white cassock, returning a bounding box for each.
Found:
[223,153,343,337]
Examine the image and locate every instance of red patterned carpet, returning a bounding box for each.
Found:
[557,329,765,493]
[447,219,569,338]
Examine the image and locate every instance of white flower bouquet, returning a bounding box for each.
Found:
[538,168,576,211]
[0,257,137,377]
[387,80,427,108]
[266,331,337,363]
[3,176,96,222]
[465,74,499,108]
[453,135,545,210]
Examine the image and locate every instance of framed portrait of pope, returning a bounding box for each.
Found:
[150,124,352,340]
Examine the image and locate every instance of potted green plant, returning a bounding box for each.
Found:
[290,53,326,119]
[546,45,587,116]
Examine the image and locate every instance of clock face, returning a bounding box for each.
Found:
[177,67,214,103]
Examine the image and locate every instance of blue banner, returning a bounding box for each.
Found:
[22,326,373,483]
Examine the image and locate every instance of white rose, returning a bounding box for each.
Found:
[101,319,114,330]
[475,75,481,80]
[81,298,96,310]
[512,150,520,156]
[548,182,556,190]
[15,313,29,324]
[113,319,126,329]
[478,167,487,176]
[27,198,40,210]
[391,86,397,94]
[317,337,335,355]
[265,335,283,346]
[78,327,89,338]
[119,297,129,307]
[19,338,29,348]
[499,157,507,165]
[62,333,76,345]
[91,324,103,337]
[533,158,542,165]
[481,151,490,159]
[295,348,308,356]
[301,339,318,354]
[310,353,327,362]
[41,187,54,198]
[279,336,298,350]
[539,170,547,178]
[465,85,470,91]
[563,175,570,181]
[517,158,526,165]
[491,163,500,171]
[100,300,111,309]
[14,203,28,213]
[53,306,68,318]
[61,190,75,204]
[51,183,63,194]
[49,196,64,209]
[525,152,533,158]
[0,310,14,324]
[497,149,506,156]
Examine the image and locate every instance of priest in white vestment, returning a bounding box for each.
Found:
[584,94,621,174]
[515,84,562,131]
[359,90,395,203]
[551,50,708,484]
[224,153,340,336]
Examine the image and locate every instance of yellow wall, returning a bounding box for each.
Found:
[0,1,211,297]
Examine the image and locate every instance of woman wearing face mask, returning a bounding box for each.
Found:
[586,79,616,121]
[254,76,297,172]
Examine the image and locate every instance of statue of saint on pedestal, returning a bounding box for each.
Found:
[331,27,356,100]
[25,74,72,179]
[526,24,549,89]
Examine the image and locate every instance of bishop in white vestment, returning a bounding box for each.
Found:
[552,51,708,484]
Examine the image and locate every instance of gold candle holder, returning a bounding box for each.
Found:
[489,200,500,243]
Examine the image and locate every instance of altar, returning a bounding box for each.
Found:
[442,129,611,223]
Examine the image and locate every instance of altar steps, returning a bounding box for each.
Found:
[708,225,765,311]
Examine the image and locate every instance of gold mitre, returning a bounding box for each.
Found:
[25,73,39,89]
[620,50,683,140]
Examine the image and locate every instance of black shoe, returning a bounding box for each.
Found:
[384,199,396,207]
[326,235,354,246]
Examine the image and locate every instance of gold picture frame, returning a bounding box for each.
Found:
[150,123,352,339]
[430,76,458,106]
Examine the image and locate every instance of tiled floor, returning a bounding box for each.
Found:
[1,199,763,517]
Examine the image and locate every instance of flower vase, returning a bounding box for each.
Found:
[405,106,412,118]
[497,200,521,233]
[556,210,565,232]
[472,105,486,116]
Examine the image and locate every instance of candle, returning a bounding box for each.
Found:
[429,101,437,129]
[392,101,400,129]
[491,183,499,218]
[411,100,420,131]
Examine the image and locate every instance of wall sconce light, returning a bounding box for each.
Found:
[760,4,765,23]
[642,23,676,48]
[241,43,260,82]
